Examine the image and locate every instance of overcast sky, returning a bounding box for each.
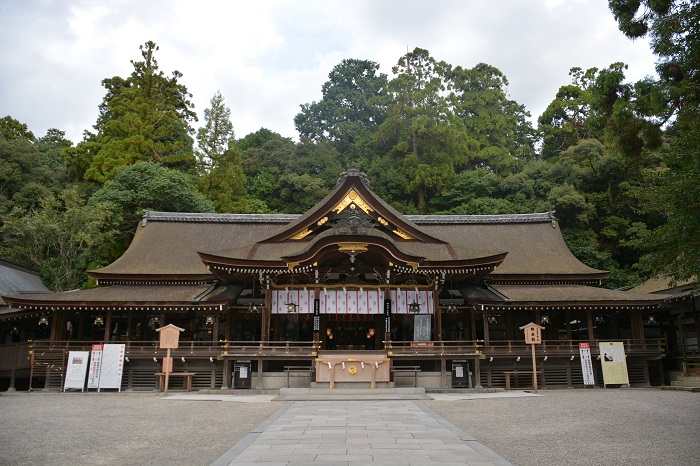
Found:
[0,0,658,144]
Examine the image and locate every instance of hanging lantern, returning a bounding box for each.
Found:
[148,315,160,328]
[38,316,49,326]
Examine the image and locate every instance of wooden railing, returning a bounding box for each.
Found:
[14,338,665,362]
[25,340,319,359]
[386,339,665,357]
[0,342,32,371]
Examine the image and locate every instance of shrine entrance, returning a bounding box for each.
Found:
[323,315,382,351]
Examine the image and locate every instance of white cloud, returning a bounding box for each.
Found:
[0,0,657,143]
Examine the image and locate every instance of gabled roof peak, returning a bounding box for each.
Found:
[335,164,371,189]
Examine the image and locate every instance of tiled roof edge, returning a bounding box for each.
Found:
[407,212,557,225]
[142,211,557,226]
[142,211,300,225]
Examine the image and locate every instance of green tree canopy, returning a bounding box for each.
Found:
[294,59,388,165]
[371,48,475,211]
[450,63,536,172]
[1,186,117,291]
[607,0,700,283]
[76,41,198,183]
[89,161,213,257]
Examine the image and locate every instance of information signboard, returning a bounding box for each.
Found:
[98,343,125,391]
[599,341,629,387]
[87,344,103,389]
[64,351,90,391]
[578,342,595,386]
[414,315,432,341]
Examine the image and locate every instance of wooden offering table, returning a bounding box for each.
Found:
[315,351,389,389]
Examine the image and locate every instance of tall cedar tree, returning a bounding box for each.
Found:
[74,41,197,183]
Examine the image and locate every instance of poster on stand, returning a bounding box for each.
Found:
[86,344,103,389]
[98,344,125,391]
[599,341,629,387]
[578,343,595,386]
[64,351,90,391]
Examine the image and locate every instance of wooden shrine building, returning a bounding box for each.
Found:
[0,168,676,391]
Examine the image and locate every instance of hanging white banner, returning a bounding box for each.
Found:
[272,289,386,314]
[390,290,434,314]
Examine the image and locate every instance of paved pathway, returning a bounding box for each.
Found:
[210,400,512,465]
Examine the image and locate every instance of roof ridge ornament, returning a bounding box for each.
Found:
[336,163,371,188]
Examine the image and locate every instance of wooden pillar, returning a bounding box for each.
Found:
[262,286,271,342]
[49,309,66,342]
[256,357,264,389]
[440,357,447,388]
[470,308,477,341]
[483,311,490,346]
[434,286,442,341]
[224,307,231,342]
[587,309,595,342]
[7,344,18,391]
[631,309,644,342]
[473,356,482,388]
[103,309,113,342]
[126,310,133,342]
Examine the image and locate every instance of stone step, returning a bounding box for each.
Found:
[671,379,700,387]
[280,387,425,396]
[658,385,700,393]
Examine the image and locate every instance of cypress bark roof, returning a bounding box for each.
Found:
[489,284,666,306]
[3,284,230,307]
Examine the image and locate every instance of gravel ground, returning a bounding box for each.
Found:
[425,388,700,466]
[1,389,697,466]
[0,392,282,466]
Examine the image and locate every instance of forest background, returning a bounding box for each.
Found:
[1,0,698,293]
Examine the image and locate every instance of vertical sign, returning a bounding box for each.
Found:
[578,342,595,386]
[599,342,629,387]
[64,351,90,391]
[313,299,320,332]
[414,315,432,341]
[384,299,392,334]
[87,344,103,389]
[98,343,125,391]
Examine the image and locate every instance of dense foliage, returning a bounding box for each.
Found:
[1,6,697,291]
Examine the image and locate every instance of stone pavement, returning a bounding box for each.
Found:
[210,399,513,465]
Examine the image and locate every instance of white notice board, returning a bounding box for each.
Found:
[64,351,90,391]
[98,344,125,391]
[87,344,103,389]
[578,343,595,386]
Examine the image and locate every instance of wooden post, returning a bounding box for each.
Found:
[531,342,538,393]
[520,322,544,393]
[164,347,171,395]
[156,324,184,396]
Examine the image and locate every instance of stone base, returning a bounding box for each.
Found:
[280,386,425,396]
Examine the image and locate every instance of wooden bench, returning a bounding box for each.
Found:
[155,372,195,392]
[284,366,314,388]
[503,371,541,390]
[392,366,421,387]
